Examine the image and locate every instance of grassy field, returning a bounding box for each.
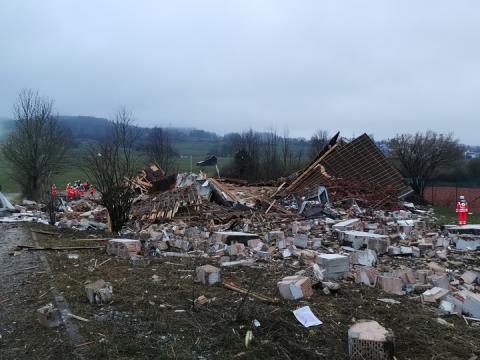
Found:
[0,143,231,193]
[434,206,480,225]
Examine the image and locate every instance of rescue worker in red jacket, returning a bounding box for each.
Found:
[456,195,468,225]
[66,183,72,200]
[51,184,58,199]
[89,185,94,196]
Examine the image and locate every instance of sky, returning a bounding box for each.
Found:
[1,1,479,144]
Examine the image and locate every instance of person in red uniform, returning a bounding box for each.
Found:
[66,183,72,200]
[51,184,58,199]
[89,185,94,196]
[456,195,468,225]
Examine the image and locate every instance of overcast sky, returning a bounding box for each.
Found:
[1,1,479,144]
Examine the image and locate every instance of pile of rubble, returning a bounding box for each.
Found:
[11,132,480,358]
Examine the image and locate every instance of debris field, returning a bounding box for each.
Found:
[1,133,480,359]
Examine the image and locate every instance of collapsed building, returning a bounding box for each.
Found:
[5,132,480,357]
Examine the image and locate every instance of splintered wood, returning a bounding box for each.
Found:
[130,163,176,194]
[132,185,202,222]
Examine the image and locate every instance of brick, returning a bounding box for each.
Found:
[277,275,312,300]
[416,269,432,284]
[355,267,378,287]
[348,320,394,360]
[376,275,404,295]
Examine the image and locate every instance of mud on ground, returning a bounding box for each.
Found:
[1,223,480,359]
[0,223,72,360]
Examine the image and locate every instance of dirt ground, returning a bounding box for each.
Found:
[0,223,72,359]
[1,223,480,359]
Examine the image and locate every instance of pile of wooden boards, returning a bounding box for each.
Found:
[130,163,177,194]
[131,185,203,222]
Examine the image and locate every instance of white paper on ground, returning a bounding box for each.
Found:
[293,306,323,327]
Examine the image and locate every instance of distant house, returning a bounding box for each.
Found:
[465,150,480,159]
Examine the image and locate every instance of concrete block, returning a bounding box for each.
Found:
[387,246,401,256]
[37,303,61,328]
[428,262,446,274]
[421,287,449,303]
[294,234,309,249]
[228,242,245,256]
[348,320,394,360]
[393,268,416,285]
[256,250,272,261]
[85,279,113,304]
[107,239,141,258]
[196,265,221,285]
[355,267,378,287]
[338,231,389,254]
[316,253,349,279]
[460,271,478,284]
[247,238,262,248]
[412,246,421,257]
[351,249,377,267]
[281,248,292,258]
[462,291,480,318]
[268,230,285,243]
[333,218,361,231]
[376,275,404,295]
[431,274,449,290]
[400,246,413,255]
[173,239,192,251]
[275,238,286,249]
[416,269,433,284]
[312,238,322,249]
[277,275,313,300]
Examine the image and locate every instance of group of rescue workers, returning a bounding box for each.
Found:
[50,181,94,201]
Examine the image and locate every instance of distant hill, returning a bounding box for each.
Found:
[0,118,14,140]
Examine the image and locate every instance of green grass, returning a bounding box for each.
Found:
[0,142,232,193]
[434,206,480,225]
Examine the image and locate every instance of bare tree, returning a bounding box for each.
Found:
[145,127,178,174]
[388,131,463,196]
[1,89,67,200]
[262,128,279,179]
[309,129,329,159]
[281,128,292,172]
[83,108,141,232]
